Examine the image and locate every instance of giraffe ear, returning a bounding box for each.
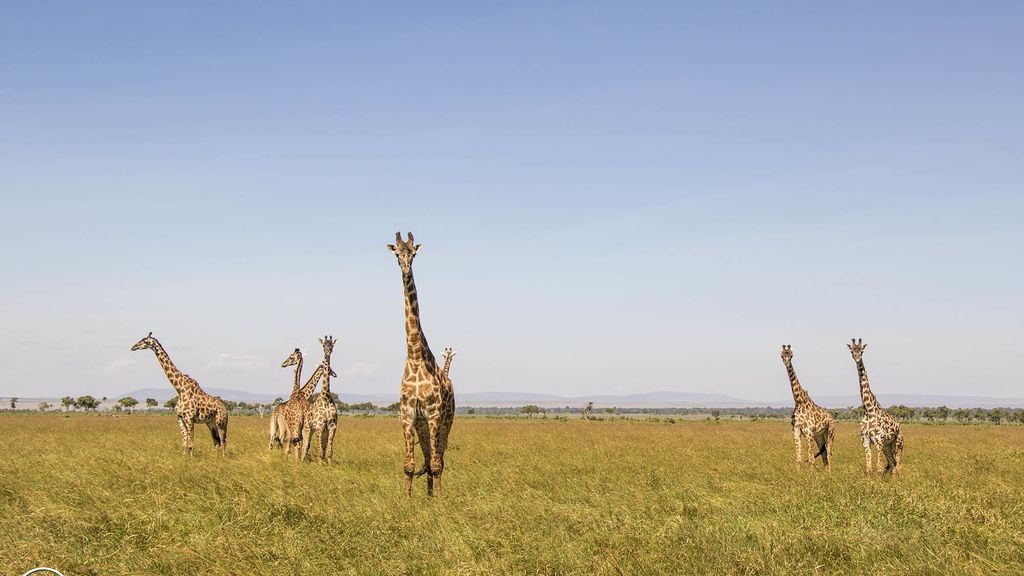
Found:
[387,244,397,253]
[413,244,421,253]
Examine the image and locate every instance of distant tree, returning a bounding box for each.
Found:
[9,397,17,410]
[711,409,721,422]
[936,406,950,421]
[385,401,401,412]
[119,397,139,414]
[146,398,158,411]
[989,409,1005,425]
[61,396,75,412]
[953,408,970,423]
[38,401,51,412]
[521,405,542,418]
[164,395,179,410]
[467,408,476,415]
[273,397,284,406]
[75,395,99,411]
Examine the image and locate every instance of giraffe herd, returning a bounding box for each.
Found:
[780,339,904,474]
[128,231,905,500]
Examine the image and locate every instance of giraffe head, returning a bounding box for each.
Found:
[387,231,421,274]
[320,335,337,359]
[780,344,794,362]
[848,338,867,362]
[281,348,302,368]
[443,347,456,363]
[131,332,157,352]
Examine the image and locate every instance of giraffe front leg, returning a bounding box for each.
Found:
[325,421,337,465]
[401,412,417,496]
[793,427,803,466]
[177,417,190,456]
[315,426,326,465]
[182,419,195,457]
[861,430,872,474]
[427,414,443,497]
[300,421,312,462]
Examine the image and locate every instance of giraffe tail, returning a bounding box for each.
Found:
[209,425,222,446]
[413,464,430,478]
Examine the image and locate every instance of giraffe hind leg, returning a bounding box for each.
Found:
[893,431,904,474]
[881,440,897,474]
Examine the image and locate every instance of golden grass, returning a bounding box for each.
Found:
[1,414,1022,575]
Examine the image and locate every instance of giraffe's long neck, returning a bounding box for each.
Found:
[856,359,881,413]
[402,268,435,367]
[783,359,809,405]
[321,359,333,398]
[442,356,453,381]
[300,364,326,400]
[149,341,193,397]
[289,356,304,399]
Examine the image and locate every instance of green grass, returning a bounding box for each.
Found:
[1,414,1022,575]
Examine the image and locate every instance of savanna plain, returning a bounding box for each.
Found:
[1,414,1022,575]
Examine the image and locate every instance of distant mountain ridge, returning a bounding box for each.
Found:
[109,388,1024,409]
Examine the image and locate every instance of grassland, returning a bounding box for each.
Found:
[1,414,1022,575]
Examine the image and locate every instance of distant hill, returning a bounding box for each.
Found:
[784,394,1024,410]
[114,388,396,406]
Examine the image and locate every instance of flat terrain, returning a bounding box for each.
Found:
[1,414,1022,575]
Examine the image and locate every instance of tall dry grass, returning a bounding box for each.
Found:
[1,414,1021,575]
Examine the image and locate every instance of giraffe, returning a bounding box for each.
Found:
[304,335,339,465]
[416,347,455,478]
[276,348,314,460]
[269,357,335,451]
[130,332,228,456]
[780,345,835,469]
[849,338,904,474]
[388,231,449,496]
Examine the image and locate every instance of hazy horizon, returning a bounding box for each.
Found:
[2,3,1022,400]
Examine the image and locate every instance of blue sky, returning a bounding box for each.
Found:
[1,3,1022,401]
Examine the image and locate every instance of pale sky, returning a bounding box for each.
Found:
[2,3,1022,401]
